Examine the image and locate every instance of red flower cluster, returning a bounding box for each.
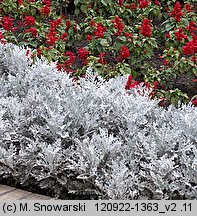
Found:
[86,34,92,42]
[45,36,57,46]
[18,0,23,5]
[163,59,169,65]
[42,0,51,6]
[98,52,107,65]
[125,75,151,96]
[60,32,68,41]
[40,5,51,16]
[184,3,194,12]
[118,0,124,5]
[154,0,160,5]
[186,21,197,34]
[174,28,188,41]
[125,75,138,90]
[150,81,158,99]
[140,18,152,37]
[117,45,130,62]
[170,2,184,22]
[24,27,37,38]
[124,32,133,41]
[1,16,14,31]
[0,32,6,44]
[49,18,62,29]
[89,20,96,27]
[182,33,197,55]
[92,22,106,39]
[64,51,76,67]
[45,19,62,46]
[111,16,125,36]
[78,47,90,64]
[165,33,171,38]
[192,98,197,106]
[37,47,42,57]
[66,20,71,30]
[24,16,35,26]
[139,0,149,8]
[130,3,137,10]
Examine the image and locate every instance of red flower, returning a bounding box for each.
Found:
[163,59,169,65]
[175,28,188,41]
[66,20,71,29]
[192,98,197,106]
[50,18,62,29]
[86,34,92,41]
[24,16,35,26]
[92,22,106,38]
[124,32,133,41]
[153,81,158,88]
[117,45,130,62]
[130,3,137,10]
[24,27,37,38]
[170,2,184,22]
[98,52,107,65]
[125,75,140,90]
[191,56,197,62]
[26,49,30,56]
[140,18,152,37]
[40,5,51,16]
[78,47,90,64]
[11,27,19,32]
[61,14,67,20]
[184,3,194,12]
[0,32,6,44]
[111,16,125,36]
[165,33,171,38]
[37,47,42,57]
[42,0,51,6]
[60,32,68,41]
[89,20,96,27]
[182,33,197,56]
[64,51,76,67]
[154,0,160,5]
[1,16,14,31]
[119,0,124,5]
[18,0,23,5]
[45,33,58,46]
[158,97,168,107]
[182,41,195,55]
[186,21,197,34]
[0,32,3,40]
[139,0,149,9]
[125,75,133,90]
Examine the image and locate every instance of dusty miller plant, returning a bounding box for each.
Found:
[0,43,196,199]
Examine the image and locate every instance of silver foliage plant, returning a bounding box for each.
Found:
[0,43,196,199]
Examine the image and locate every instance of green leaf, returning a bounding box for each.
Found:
[192,68,197,76]
[74,8,79,16]
[80,5,88,14]
[74,0,80,6]
[100,39,109,47]
[165,23,174,32]
[124,66,131,74]
[101,0,108,6]
[131,69,137,79]
[181,18,189,27]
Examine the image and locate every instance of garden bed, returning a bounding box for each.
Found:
[0,43,196,199]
